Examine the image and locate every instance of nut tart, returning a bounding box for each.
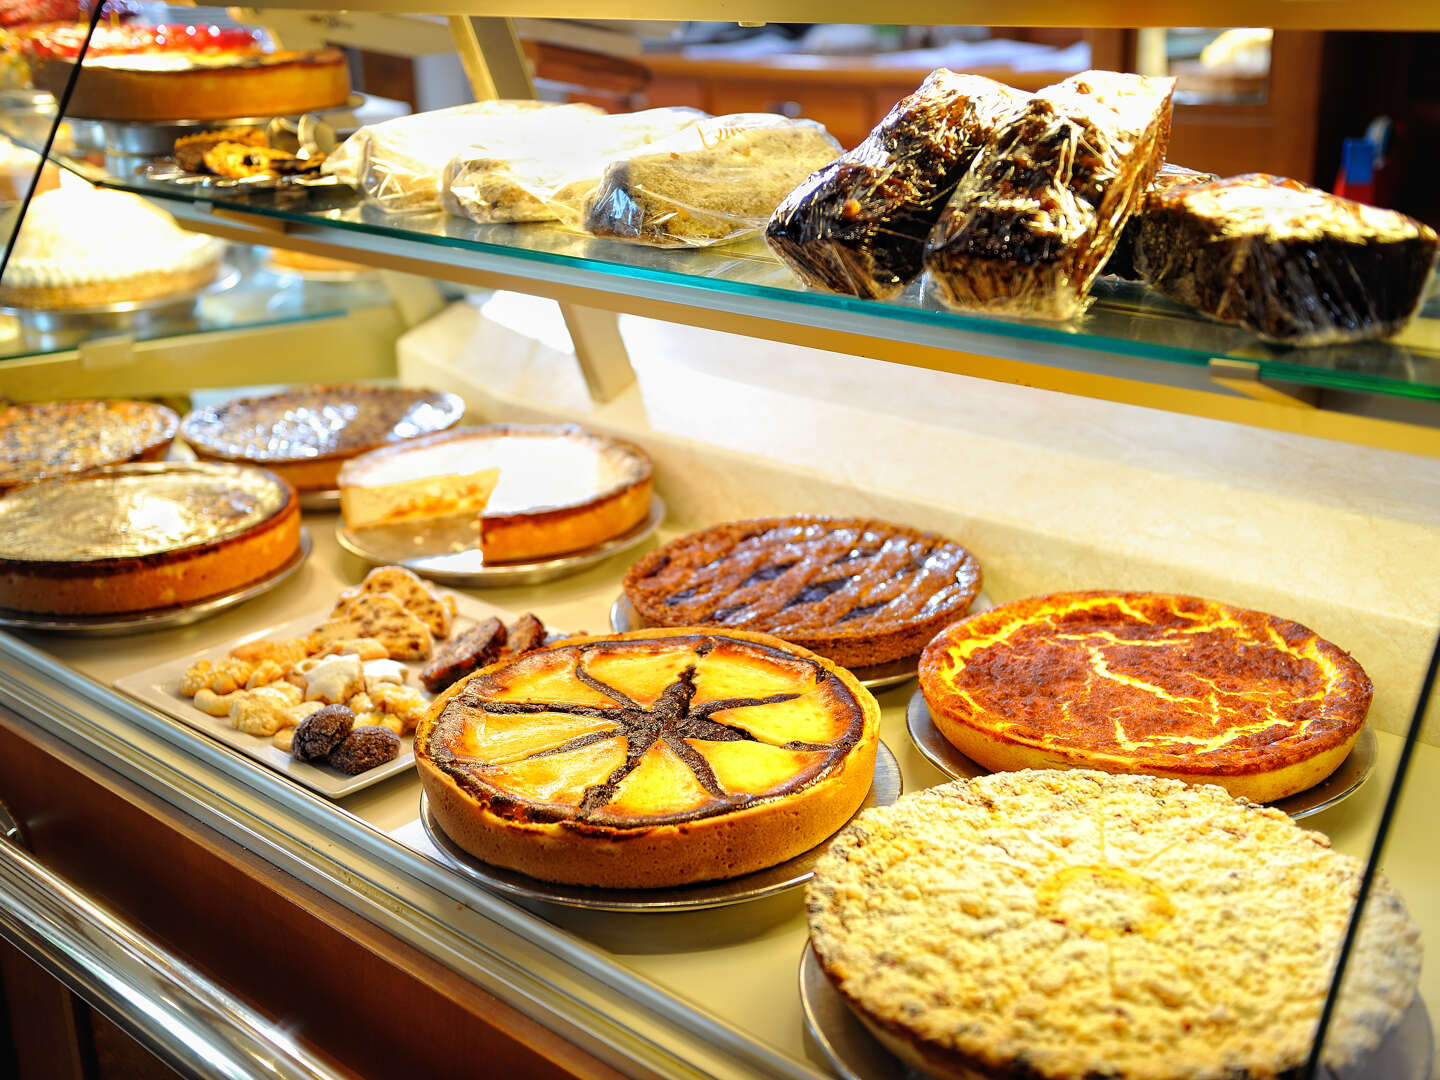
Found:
[416,627,880,888]
[623,517,982,668]
[339,425,653,563]
[0,399,179,494]
[181,385,465,493]
[808,771,1420,1080]
[919,591,1371,802]
[0,462,299,615]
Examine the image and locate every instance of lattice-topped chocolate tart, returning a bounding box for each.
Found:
[0,399,179,494]
[181,385,465,493]
[808,771,1420,1080]
[622,517,982,668]
[416,628,880,888]
[919,591,1371,801]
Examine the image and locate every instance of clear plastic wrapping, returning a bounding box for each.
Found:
[1102,162,1218,280]
[582,114,842,248]
[765,70,1027,299]
[1134,173,1440,345]
[324,101,600,214]
[924,70,1175,321]
[440,107,706,225]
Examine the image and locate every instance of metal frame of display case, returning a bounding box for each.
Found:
[0,4,1437,1078]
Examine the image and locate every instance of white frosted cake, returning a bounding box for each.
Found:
[0,182,224,308]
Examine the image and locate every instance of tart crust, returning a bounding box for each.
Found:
[623,516,982,667]
[0,463,299,615]
[807,771,1421,1080]
[416,627,880,888]
[0,259,221,310]
[0,399,180,494]
[918,591,1371,802]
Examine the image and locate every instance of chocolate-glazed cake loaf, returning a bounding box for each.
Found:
[924,70,1174,321]
[1135,173,1439,344]
[765,70,1027,299]
[1102,162,1218,280]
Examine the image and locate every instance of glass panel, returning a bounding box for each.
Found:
[1137,27,1272,105]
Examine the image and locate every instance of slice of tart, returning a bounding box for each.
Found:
[808,771,1420,1080]
[416,627,880,887]
[622,516,982,668]
[918,590,1371,801]
[182,384,465,494]
[0,399,179,494]
[0,462,299,615]
[338,424,653,563]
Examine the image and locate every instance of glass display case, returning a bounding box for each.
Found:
[0,4,1436,1079]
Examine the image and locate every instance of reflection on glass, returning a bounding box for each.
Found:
[1137,27,1272,105]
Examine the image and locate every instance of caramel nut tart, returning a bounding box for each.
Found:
[339,424,653,563]
[416,627,880,888]
[918,591,1371,802]
[623,517,982,668]
[182,385,465,493]
[807,771,1420,1080]
[0,462,299,616]
[0,399,179,494]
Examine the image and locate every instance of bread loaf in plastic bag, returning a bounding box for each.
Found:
[766,70,1027,299]
[441,107,706,225]
[924,71,1174,320]
[1134,173,1439,344]
[583,114,842,248]
[325,101,600,214]
[1102,162,1218,280]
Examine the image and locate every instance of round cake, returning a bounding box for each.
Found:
[0,398,179,494]
[919,590,1371,801]
[339,424,653,562]
[807,771,1421,1080]
[623,516,982,668]
[181,384,466,493]
[22,24,350,122]
[416,627,880,888]
[0,462,300,615]
[0,184,224,309]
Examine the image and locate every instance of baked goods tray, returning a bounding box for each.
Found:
[113,587,509,799]
[93,93,365,158]
[905,689,1378,820]
[798,943,1433,1080]
[336,495,665,587]
[609,590,995,692]
[412,740,901,912]
[0,527,310,637]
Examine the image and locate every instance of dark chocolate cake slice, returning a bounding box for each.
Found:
[1134,173,1439,344]
[1102,162,1218,280]
[924,70,1174,321]
[765,70,1027,299]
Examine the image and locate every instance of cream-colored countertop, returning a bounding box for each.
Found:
[20,514,1437,1074]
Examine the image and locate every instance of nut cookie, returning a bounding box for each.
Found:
[807,771,1420,1080]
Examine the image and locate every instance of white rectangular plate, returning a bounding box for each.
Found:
[114,591,521,799]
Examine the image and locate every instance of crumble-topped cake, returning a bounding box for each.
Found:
[0,399,179,494]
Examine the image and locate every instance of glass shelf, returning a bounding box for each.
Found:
[0,243,393,360]
[46,152,1440,404]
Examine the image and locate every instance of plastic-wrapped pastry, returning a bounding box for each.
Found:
[924,71,1175,320]
[324,100,599,214]
[1102,162,1218,280]
[1135,173,1440,345]
[441,107,705,225]
[766,71,1027,299]
[583,114,842,248]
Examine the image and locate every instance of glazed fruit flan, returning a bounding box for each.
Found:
[918,590,1371,801]
[0,462,299,615]
[417,628,880,887]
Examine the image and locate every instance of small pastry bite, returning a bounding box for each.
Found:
[230,685,302,736]
[272,728,296,752]
[175,128,265,173]
[229,637,309,667]
[244,659,286,689]
[362,658,407,688]
[302,653,364,704]
[369,683,426,735]
[320,638,390,661]
[193,687,237,717]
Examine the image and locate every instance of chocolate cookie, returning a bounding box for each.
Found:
[291,704,354,762]
[329,725,401,775]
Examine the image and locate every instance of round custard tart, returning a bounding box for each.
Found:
[181,385,465,493]
[0,399,180,494]
[919,591,1371,802]
[416,627,880,888]
[807,772,1421,1080]
[623,517,982,668]
[0,462,299,615]
[339,424,653,563]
